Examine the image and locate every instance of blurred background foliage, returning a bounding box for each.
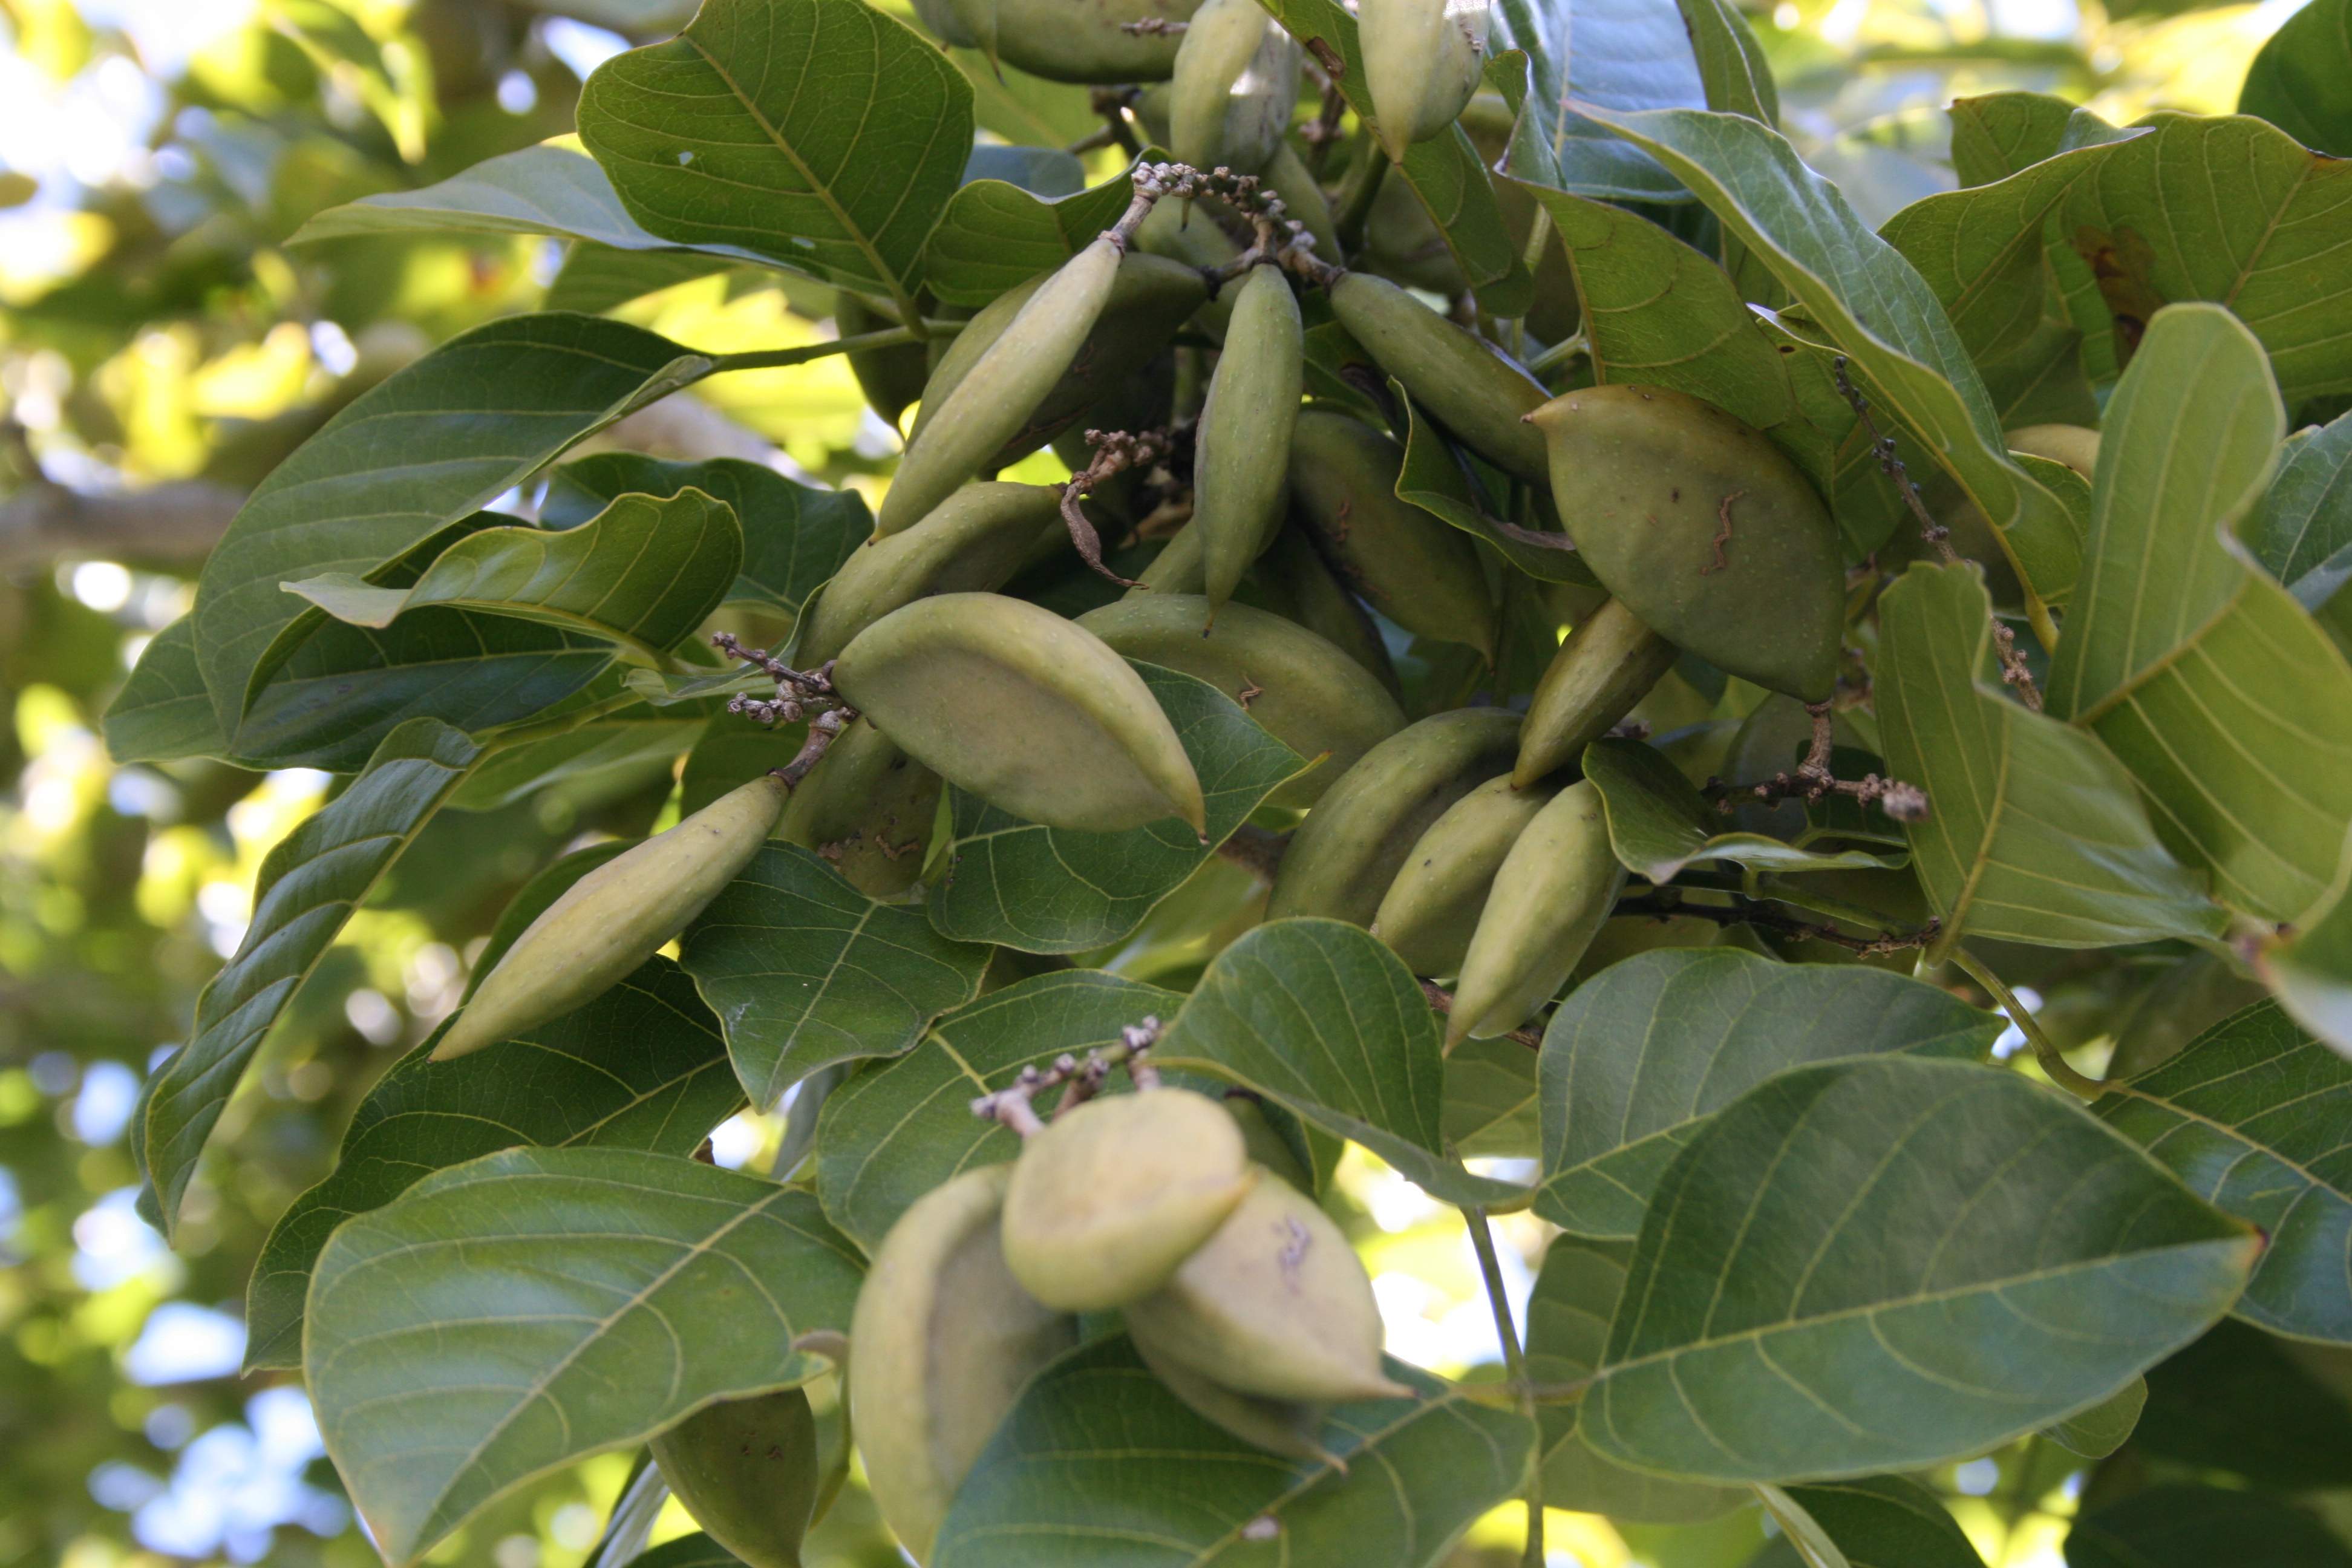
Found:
[0,0,2324,1562]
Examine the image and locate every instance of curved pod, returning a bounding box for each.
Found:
[1197,266,1305,612]
[1170,0,1303,175]
[1360,0,1491,160]
[1513,596,1680,787]
[947,0,1204,82]
[1327,270,1549,482]
[1373,774,1558,978]
[798,482,1063,665]
[776,717,941,898]
[650,1389,820,1568]
[1448,779,1624,1044]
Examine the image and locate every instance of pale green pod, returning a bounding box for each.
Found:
[1077,593,1406,806]
[1327,269,1548,482]
[2007,423,2100,479]
[1197,265,1304,613]
[651,1389,820,1568]
[434,774,786,1060]
[1259,140,1341,267]
[1255,524,1405,701]
[1122,1168,1410,1403]
[1128,1317,1339,1464]
[1448,780,1624,1045]
[947,0,1204,82]
[849,1166,1078,1564]
[1361,0,1490,159]
[1371,774,1557,978]
[1170,0,1302,175]
[1530,384,1843,701]
[1132,520,1209,596]
[798,483,1063,665]
[1512,596,1679,788]
[1266,707,1520,926]
[1001,1088,1256,1311]
[1287,410,1496,661]
[776,717,940,898]
[831,593,1206,834]
[909,0,979,46]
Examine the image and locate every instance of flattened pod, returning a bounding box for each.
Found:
[1327,269,1549,482]
[776,717,939,898]
[1171,0,1302,175]
[650,1389,820,1568]
[1077,594,1406,806]
[1122,1168,1410,1403]
[1197,264,1304,613]
[1001,1088,1256,1310]
[435,774,785,1059]
[1266,707,1520,926]
[1530,384,1843,701]
[1448,780,1624,1044]
[1288,410,1495,660]
[831,593,1206,834]
[797,482,1063,665]
[948,0,1204,82]
[1128,1316,1339,1463]
[1371,774,1558,978]
[1360,0,1491,160]
[849,1166,1078,1564]
[1512,596,1679,788]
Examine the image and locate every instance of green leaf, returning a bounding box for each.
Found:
[2059,113,2352,403]
[1489,0,1707,202]
[307,1148,863,1567]
[2065,1486,2352,1568]
[1676,0,1777,126]
[1949,92,2085,187]
[2042,1376,2145,1459]
[189,313,708,739]
[2245,407,2352,642]
[2239,0,2352,157]
[1746,1477,1984,1568]
[621,1537,743,1568]
[2135,1318,2352,1488]
[1526,1234,1746,1523]
[243,958,739,1371]
[2046,305,2352,926]
[1444,1037,1541,1158]
[577,0,973,314]
[454,708,705,812]
[1582,737,1907,886]
[1534,947,1999,1237]
[932,1335,1535,1568]
[679,844,990,1112]
[2094,999,2352,1344]
[2261,874,2352,1060]
[923,152,1143,307]
[285,489,743,666]
[1872,560,2226,953]
[548,245,740,316]
[142,719,480,1238]
[1391,387,1598,585]
[1582,1054,2258,1483]
[103,616,237,765]
[814,970,1181,1250]
[546,452,871,621]
[926,663,1311,954]
[1585,107,2080,607]
[1155,918,1526,1207]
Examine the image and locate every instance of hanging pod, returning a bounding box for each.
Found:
[830,593,1206,835]
[1122,1169,1410,1403]
[1287,410,1497,661]
[946,0,1204,82]
[1266,707,1520,926]
[1195,264,1305,614]
[1530,384,1844,702]
[650,1389,821,1568]
[1359,0,1491,160]
[1325,270,1549,482]
[1253,523,1405,701]
[434,774,786,1060]
[1000,1087,1257,1311]
[849,1165,1079,1566]
[1448,779,1624,1045]
[776,717,941,899]
[1132,518,1209,596]
[1170,0,1303,175]
[835,292,929,427]
[1128,1315,1341,1464]
[1077,594,1407,806]
[1512,596,1681,788]
[1371,774,1559,978]
[797,482,1064,665]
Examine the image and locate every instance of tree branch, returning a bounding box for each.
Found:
[0,479,244,570]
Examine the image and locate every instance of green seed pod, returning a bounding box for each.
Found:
[798,483,1063,665]
[2007,422,2100,479]
[849,1166,1078,1565]
[1132,519,1210,596]
[1446,779,1624,1044]
[1197,265,1305,613]
[1530,384,1843,702]
[949,0,1204,82]
[831,593,1206,834]
[434,774,786,1060]
[1171,0,1302,175]
[909,0,979,46]
[1359,168,1469,296]
[1327,270,1548,482]
[1254,524,1405,701]
[1288,410,1496,661]
[777,717,940,898]
[1077,594,1407,806]
[1360,0,1490,160]
[1371,774,1557,978]
[1002,1088,1256,1311]
[1122,1168,1410,1403]
[1259,140,1341,269]
[1512,596,1680,788]
[1128,1316,1339,1463]
[1266,707,1520,926]
[836,292,928,427]
[650,1390,820,1568]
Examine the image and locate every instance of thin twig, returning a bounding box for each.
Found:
[1949,947,2105,1100]
[1422,980,1543,1053]
[1705,701,1929,822]
[1463,1206,1543,1568]
[970,1017,1166,1134]
[1613,887,1940,958]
